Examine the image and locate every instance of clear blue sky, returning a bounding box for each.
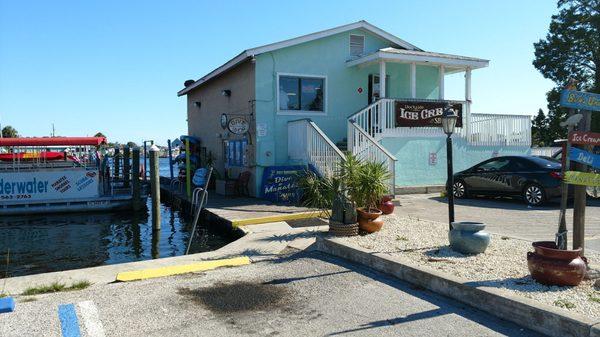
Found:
[0,0,557,145]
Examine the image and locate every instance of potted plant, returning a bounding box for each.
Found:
[346,159,390,233]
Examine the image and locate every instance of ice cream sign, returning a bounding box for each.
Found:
[0,169,99,202]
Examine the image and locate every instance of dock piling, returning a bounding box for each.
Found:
[132,147,142,211]
[123,146,131,188]
[113,147,120,180]
[149,145,161,230]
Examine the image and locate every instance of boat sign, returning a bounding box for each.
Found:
[569,131,600,146]
[569,148,600,169]
[560,90,600,112]
[0,169,99,202]
[564,171,600,187]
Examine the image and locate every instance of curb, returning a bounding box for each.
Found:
[395,185,445,195]
[315,237,600,337]
[231,211,324,227]
[115,256,251,282]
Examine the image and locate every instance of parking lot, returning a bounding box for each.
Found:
[397,193,600,252]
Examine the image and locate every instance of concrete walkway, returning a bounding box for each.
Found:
[0,250,540,336]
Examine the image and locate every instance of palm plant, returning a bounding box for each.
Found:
[354,161,391,212]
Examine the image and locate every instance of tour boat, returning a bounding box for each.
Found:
[0,137,143,215]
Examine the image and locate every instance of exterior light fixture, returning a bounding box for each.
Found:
[221,89,231,97]
[442,105,458,230]
[194,101,201,109]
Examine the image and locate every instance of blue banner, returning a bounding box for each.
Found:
[560,90,600,112]
[569,147,600,169]
[261,165,316,203]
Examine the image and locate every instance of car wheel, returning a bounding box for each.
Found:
[453,180,468,198]
[523,184,546,206]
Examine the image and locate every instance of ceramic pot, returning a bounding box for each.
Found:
[357,208,383,233]
[379,200,394,215]
[448,222,490,254]
[527,241,587,286]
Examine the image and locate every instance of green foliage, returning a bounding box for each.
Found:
[21,280,91,296]
[94,132,106,138]
[553,298,576,309]
[297,153,391,214]
[533,0,600,132]
[126,141,138,148]
[1,125,18,138]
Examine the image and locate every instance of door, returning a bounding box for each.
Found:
[464,158,513,195]
[367,74,390,104]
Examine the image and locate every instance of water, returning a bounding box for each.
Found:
[0,158,230,278]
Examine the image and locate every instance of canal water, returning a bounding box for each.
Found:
[0,158,232,278]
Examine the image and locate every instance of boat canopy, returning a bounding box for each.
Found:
[0,137,107,147]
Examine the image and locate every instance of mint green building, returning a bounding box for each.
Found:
[179,21,531,197]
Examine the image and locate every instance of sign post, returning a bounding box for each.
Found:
[559,89,600,254]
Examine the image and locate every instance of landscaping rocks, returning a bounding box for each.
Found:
[341,214,600,319]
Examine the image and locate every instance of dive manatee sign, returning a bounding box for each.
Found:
[0,169,99,203]
[395,101,463,127]
[261,165,317,203]
[560,90,600,112]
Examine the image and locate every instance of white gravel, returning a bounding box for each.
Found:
[342,214,600,319]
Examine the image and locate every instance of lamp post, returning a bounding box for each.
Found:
[442,106,458,231]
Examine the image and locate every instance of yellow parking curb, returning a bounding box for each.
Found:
[231,211,325,227]
[115,256,251,282]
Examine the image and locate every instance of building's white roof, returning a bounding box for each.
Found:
[345,47,489,71]
[178,21,421,96]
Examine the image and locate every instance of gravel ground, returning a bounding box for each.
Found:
[343,214,600,319]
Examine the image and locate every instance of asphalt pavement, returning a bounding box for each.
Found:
[0,251,539,336]
[397,193,600,252]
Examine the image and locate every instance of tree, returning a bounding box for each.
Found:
[94,132,106,138]
[126,141,138,148]
[2,125,18,138]
[533,0,600,131]
[532,109,549,146]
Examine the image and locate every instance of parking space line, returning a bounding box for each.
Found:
[78,301,106,337]
[57,304,81,337]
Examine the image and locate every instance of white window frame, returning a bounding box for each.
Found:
[349,34,365,58]
[276,72,328,116]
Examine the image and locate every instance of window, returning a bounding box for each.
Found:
[350,34,364,57]
[475,159,511,172]
[278,75,325,113]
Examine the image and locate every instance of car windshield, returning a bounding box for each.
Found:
[528,156,561,169]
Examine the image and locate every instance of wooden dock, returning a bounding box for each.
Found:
[159,178,322,227]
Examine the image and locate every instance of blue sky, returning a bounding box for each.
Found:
[0,0,558,145]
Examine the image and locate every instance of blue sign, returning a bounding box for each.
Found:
[560,90,600,112]
[261,165,310,203]
[569,147,600,169]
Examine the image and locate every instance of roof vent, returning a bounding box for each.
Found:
[184,80,195,87]
[350,34,365,57]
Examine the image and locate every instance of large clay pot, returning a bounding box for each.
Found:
[448,222,490,254]
[357,208,383,233]
[527,241,587,286]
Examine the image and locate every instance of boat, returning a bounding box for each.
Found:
[0,136,145,215]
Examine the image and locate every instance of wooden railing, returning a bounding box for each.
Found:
[288,119,346,177]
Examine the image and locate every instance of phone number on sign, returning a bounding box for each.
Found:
[0,194,32,200]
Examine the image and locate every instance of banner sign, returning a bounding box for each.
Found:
[260,165,317,203]
[560,90,600,112]
[564,171,600,187]
[569,131,600,146]
[395,101,463,127]
[569,147,600,169]
[0,169,99,203]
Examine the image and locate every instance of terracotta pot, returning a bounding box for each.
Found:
[527,241,587,286]
[381,195,393,203]
[379,200,394,215]
[356,208,382,220]
[358,217,384,233]
[356,208,383,233]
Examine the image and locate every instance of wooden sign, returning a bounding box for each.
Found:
[560,90,600,112]
[564,171,600,187]
[569,147,600,169]
[569,131,600,146]
[395,101,463,127]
